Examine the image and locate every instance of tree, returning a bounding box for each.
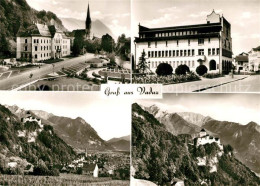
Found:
[156,63,173,76]
[196,65,208,76]
[137,50,149,74]
[72,31,85,56]
[101,34,115,53]
[175,64,190,75]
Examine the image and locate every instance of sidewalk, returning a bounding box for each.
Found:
[163,75,249,93]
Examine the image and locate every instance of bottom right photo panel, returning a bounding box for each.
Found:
[131,94,260,186]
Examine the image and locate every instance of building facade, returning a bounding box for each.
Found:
[16,23,71,62]
[134,10,233,74]
[234,52,248,72]
[248,46,260,72]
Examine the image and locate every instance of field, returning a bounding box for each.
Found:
[0,174,130,186]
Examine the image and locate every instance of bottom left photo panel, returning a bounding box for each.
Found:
[0,92,131,186]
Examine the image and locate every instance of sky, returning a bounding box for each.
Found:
[132,0,260,56]
[137,93,260,125]
[26,0,130,37]
[0,92,131,141]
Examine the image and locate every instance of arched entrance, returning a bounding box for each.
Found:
[209,60,216,70]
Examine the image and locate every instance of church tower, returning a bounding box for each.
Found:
[85,3,92,39]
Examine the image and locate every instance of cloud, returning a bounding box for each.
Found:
[241,12,251,19]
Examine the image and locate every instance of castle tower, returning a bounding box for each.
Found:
[85,2,92,39]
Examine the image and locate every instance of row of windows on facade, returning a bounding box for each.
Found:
[147,48,220,58]
[22,51,68,59]
[24,45,66,52]
[148,38,213,48]
[140,30,202,39]
[24,38,67,44]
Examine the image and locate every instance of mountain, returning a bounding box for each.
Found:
[132,103,260,185]
[60,18,116,39]
[144,105,201,136]
[0,104,76,175]
[0,0,67,57]
[107,135,130,151]
[6,105,114,151]
[142,104,260,174]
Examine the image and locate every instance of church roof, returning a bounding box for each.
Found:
[86,3,92,30]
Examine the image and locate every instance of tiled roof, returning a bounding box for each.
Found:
[36,24,51,37]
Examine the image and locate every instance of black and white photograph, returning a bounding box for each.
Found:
[0,0,130,91]
[0,92,130,185]
[132,0,260,93]
[132,94,260,185]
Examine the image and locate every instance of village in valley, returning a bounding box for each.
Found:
[0,0,130,91]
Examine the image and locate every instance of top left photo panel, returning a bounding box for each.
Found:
[0,0,131,91]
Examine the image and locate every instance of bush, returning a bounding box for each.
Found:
[175,64,190,75]
[156,63,173,76]
[196,65,208,76]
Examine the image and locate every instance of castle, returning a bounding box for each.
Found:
[195,129,223,150]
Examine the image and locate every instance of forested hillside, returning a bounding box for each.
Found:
[132,103,260,185]
[0,0,66,58]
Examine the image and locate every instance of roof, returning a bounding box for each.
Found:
[83,164,97,171]
[36,24,51,37]
[200,129,206,132]
[252,46,260,51]
[235,55,248,62]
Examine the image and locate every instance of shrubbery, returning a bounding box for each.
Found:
[196,65,208,76]
[203,73,223,79]
[156,63,173,76]
[175,64,190,75]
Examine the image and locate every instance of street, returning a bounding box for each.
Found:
[0,54,94,90]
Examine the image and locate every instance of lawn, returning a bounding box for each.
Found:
[21,77,101,91]
[0,174,129,186]
[42,58,64,64]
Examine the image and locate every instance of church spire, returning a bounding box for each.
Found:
[85,2,92,38]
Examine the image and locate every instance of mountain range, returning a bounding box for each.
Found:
[132,103,260,185]
[60,18,116,39]
[6,105,130,152]
[143,104,260,174]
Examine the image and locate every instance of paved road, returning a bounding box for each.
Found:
[203,75,260,93]
[163,75,249,93]
[0,54,94,90]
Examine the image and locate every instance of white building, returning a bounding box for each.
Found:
[195,129,223,150]
[248,46,260,72]
[17,23,71,62]
[134,10,233,74]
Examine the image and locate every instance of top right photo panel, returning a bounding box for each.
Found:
[131,0,260,93]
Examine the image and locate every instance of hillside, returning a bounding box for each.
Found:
[107,135,130,152]
[61,18,116,39]
[6,105,114,151]
[0,0,67,57]
[0,104,76,175]
[132,103,260,185]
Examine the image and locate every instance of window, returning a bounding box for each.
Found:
[24,46,27,51]
[177,40,179,46]
[148,51,150,58]
[34,39,36,43]
[183,31,186,35]
[184,50,187,56]
[158,51,161,57]
[166,41,168,47]
[169,50,171,57]
[41,46,42,51]
[162,51,164,57]
[208,48,211,55]
[176,50,179,56]
[217,48,220,55]
[180,50,183,56]
[155,33,158,37]
[25,39,27,43]
[212,48,215,55]
[155,51,157,57]
[188,39,190,46]
[151,51,154,57]
[35,54,37,59]
[188,50,190,56]
[148,42,151,48]
[155,41,157,48]
[35,46,38,51]
[188,61,191,67]
[192,49,195,56]
[198,38,204,45]
[37,39,39,43]
[173,50,175,57]
[192,61,195,67]
[191,31,193,35]
[165,50,168,57]
[198,49,204,55]
[208,38,211,43]
[187,31,190,35]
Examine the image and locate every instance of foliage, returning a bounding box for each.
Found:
[101,34,115,53]
[106,53,116,64]
[196,65,208,76]
[203,73,223,79]
[156,63,173,76]
[72,31,85,57]
[137,50,149,74]
[115,34,130,61]
[175,64,190,75]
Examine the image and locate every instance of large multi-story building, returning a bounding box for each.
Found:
[16,23,71,62]
[134,10,233,74]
